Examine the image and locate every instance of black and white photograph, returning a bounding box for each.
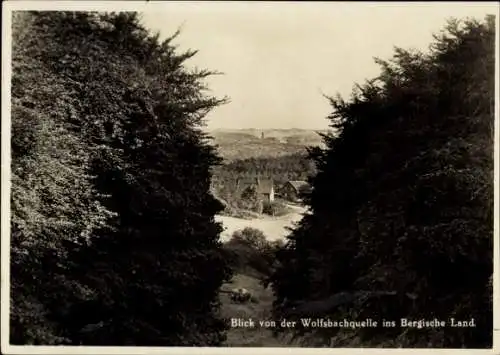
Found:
[1,1,499,353]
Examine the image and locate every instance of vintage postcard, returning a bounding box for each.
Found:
[1,1,499,354]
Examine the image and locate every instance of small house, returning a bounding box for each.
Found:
[281,180,311,202]
[237,177,275,203]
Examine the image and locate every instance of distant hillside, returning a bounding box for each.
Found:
[208,128,328,161]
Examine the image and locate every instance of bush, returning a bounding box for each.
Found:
[230,228,268,250]
[224,228,280,278]
[262,201,292,216]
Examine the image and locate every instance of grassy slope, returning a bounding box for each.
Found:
[220,274,299,347]
[212,130,318,346]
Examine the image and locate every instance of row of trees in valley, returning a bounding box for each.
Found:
[268,16,495,348]
[214,152,315,186]
[11,11,231,346]
[212,152,315,214]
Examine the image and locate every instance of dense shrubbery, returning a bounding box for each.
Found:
[269,16,495,348]
[262,201,292,217]
[224,228,283,279]
[11,11,231,346]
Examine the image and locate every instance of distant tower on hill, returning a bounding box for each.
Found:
[261,131,264,139]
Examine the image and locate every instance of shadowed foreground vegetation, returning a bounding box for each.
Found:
[11,11,231,346]
[269,15,495,348]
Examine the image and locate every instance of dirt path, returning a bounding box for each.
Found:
[216,204,307,242]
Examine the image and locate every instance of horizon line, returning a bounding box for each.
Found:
[205,127,331,131]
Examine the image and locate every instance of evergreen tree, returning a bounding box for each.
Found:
[269,16,495,348]
[10,11,115,345]
[11,11,231,346]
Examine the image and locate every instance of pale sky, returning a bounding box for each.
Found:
[139,2,498,130]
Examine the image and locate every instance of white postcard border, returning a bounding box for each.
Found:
[2,2,499,355]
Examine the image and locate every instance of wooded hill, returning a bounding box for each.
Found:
[208,129,326,161]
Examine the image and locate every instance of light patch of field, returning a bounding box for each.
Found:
[215,205,307,242]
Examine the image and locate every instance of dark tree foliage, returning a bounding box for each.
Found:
[224,228,270,276]
[11,11,231,346]
[269,16,495,348]
[223,228,284,279]
[10,11,115,345]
